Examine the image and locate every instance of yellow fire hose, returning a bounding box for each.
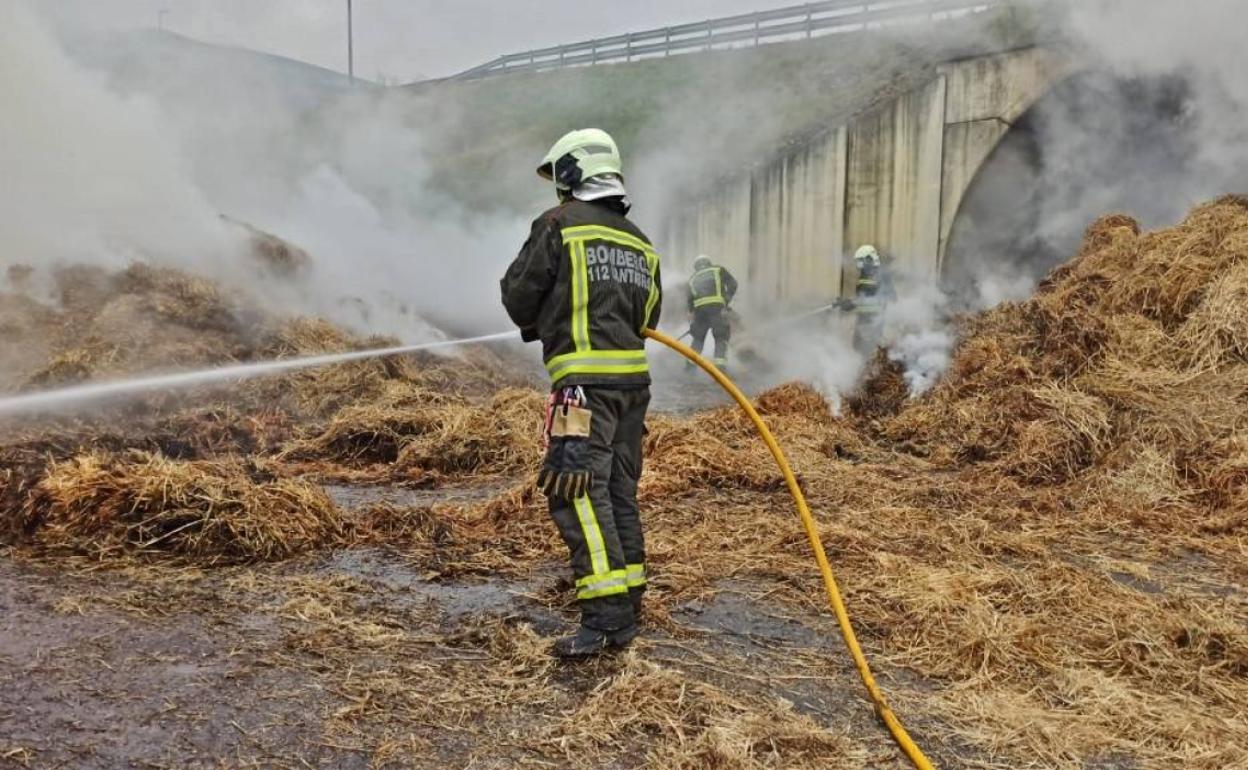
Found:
[645,328,935,770]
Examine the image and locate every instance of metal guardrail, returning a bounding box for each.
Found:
[450,0,1002,81]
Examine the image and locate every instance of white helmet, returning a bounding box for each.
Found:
[537,128,623,191]
[854,244,880,266]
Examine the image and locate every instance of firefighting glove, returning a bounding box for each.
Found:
[537,403,593,501]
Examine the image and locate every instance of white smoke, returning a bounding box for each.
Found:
[0,3,238,274]
[768,325,864,414]
[3,2,527,343]
[884,278,954,396]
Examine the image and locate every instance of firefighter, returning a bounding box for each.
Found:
[837,245,894,354]
[500,128,661,658]
[686,255,738,368]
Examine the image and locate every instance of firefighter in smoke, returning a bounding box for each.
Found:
[837,244,895,355]
[500,129,661,658]
[686,255,739,369]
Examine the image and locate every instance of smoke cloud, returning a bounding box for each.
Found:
[4,1,532,343]
[0,3,236,276]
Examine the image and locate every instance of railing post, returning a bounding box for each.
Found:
[805,3,814,38]
[704,19,712,51]
[591,40,598,64]
[753,15,761,46]
[626,32,633,61]
[664,27,672,56]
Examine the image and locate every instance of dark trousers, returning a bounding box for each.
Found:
[690,306,731,364]
[547,386,649,631]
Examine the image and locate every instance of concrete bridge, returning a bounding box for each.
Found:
[665,45,1076,306]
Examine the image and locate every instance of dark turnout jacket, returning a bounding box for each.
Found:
[501,198,662,388]
[686,264,739,312]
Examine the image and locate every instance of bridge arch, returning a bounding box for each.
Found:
[665,45,1076,310]
[940,69,1197,302]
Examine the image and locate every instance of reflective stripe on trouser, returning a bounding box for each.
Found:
[689,306,731,363]
[547,386,650,631]
[625,564,646,588]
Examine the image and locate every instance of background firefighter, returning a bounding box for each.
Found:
[686,255,738,369]
[836,244,895,355]
[499,128,661,658]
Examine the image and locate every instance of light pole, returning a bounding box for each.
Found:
[347,0,355,82]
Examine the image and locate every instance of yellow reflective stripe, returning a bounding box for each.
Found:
[561,225,656,256]
[548,364,649,383]
[579,571,628,589]
[570,241,590,353]
[546,349,648,367]
[578,581,630,600]
[556,366,648,379]
[642,250,660,332]
[574,495,609,577]
[625,563,646,588]
[690,267,725,306]
[576,569,629,599]
[548,363,649,384]
[561,225,662,343]
[546,350,649,383]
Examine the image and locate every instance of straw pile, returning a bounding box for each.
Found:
[0,261,519,412]
[280,385,544,481]
[885,196,1248,505]
[21,451,347,563]
[18,263,254,390]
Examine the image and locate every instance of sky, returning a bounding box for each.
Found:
[41,0,803,82]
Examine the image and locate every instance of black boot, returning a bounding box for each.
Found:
[554,624,639,658]
[629,587,645,622]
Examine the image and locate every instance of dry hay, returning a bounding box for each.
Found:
[0,289,60,391]
[225,216,315,278]
[885,196,1248,506]
[19,451,347,562]
[243,318,425,419]
[3,260,517,408]
[281,385,544,480]
[846,349,911,423]
[0,261,524,487]
[643,383,870,499]
[11,262,255,391]
[552,653,865,769]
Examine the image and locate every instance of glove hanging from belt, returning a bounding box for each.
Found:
[538,386,593,500]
